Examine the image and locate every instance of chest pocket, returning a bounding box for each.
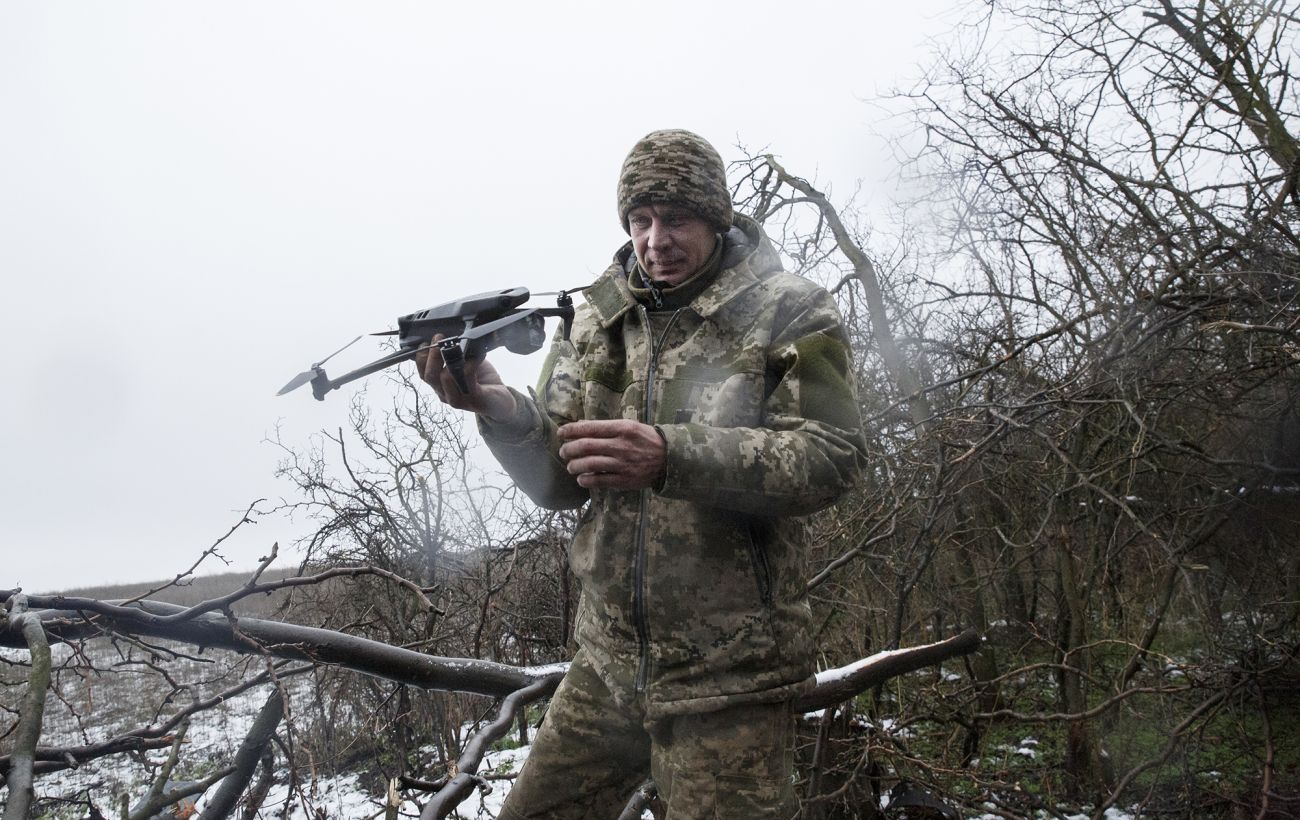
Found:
[654,365,766,428]
[581,360,640,421]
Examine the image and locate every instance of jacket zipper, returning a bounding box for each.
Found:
[746,521,773,604]
[633,304,680,692]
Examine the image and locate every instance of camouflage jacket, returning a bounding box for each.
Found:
[481,215,866,718]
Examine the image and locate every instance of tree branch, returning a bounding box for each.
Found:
[0,593,564,699]
[418,676,554,820]
[794,629,982,713]
[2,595,51,820]
[199,689,285,820]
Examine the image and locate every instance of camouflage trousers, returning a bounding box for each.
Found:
[497,648,798,820]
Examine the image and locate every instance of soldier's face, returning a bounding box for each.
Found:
[627,204,717,287]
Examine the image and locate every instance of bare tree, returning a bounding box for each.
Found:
[720,1,1300,816]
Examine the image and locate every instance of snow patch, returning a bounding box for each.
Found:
[813,647,909,686]
[522,662,570,678]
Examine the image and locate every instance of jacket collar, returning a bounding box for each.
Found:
[583,214,780,329]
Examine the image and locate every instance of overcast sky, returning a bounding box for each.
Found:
[1,1,958,593]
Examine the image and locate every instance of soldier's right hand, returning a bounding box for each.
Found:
[415,335,518,423]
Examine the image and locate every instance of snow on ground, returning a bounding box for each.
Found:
[15,637,584,819]
[12,641,1128,819]
[445,746,531,819]
[997,736,1038,760]
[28,666,529,818]
[251,773,395,818]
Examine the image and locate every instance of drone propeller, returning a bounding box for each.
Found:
[276,370,317,397]
[275,335,362,396]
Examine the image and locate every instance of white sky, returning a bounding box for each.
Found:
[1,1,958,593]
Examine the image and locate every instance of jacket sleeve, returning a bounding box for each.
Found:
[477,330,590,511]
[654,287,866,517]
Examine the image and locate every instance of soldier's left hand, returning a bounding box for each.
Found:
[556,419,666,490]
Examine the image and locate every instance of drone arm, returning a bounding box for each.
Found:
[312,347,419,399]
[533,294,575,342]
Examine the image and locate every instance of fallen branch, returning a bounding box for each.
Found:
[0,593,563,699]
[0,591,980,820]
[794,629,982,712]
[417,630,982,819]
[0,592,979,714]
[125,722,236,820]
[419,676,554,820]
[616,780,658,820]
[2,594,52,820]
[199,689,285,820]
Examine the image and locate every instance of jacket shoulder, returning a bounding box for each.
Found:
[746,271,841,325]
[757,270,833,301]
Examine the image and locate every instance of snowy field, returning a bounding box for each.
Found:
[7,645,1139,819]
[4,640,552,819]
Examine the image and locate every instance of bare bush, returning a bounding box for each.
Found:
[724,1,1300,816]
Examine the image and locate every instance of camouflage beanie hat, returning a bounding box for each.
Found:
[617,129,733,234]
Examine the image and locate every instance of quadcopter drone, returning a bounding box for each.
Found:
[277,287,575,401]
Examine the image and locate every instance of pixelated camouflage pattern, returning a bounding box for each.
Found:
[618,129,734,234]
[498,649,798,820]
[481,214,866,718]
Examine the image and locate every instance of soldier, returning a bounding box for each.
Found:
[417,129,866,819]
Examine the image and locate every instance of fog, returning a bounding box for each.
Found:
[1,1,954,592]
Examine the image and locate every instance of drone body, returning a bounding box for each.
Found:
[277,287,574,401]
